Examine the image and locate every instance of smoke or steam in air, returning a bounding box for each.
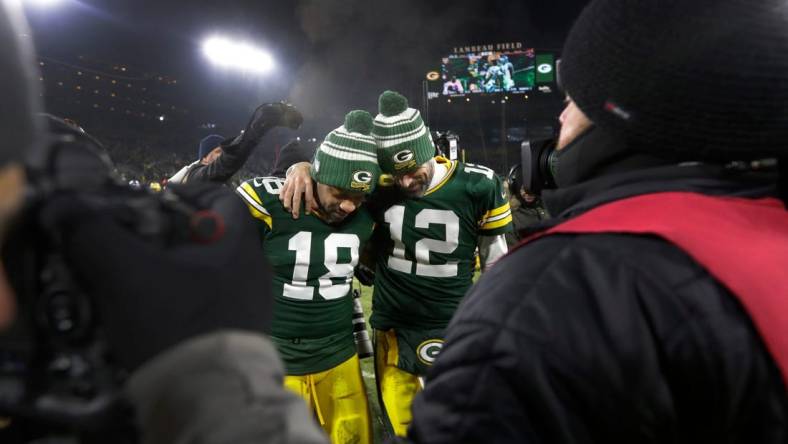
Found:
[290,0,537,136]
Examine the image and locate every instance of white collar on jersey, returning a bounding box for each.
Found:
[426,158,448,192]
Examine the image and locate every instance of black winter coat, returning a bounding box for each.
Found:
[408,164,788,443]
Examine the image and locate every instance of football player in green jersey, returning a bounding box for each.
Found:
[280,91,513,437]
[237,110,380,444]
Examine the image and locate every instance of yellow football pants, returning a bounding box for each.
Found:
[284,354,372,444]
[374,329,422,437]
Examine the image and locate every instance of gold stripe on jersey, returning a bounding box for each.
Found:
[479,202,512,230]
[481,212,513,230]
[484,202,511,218]
[424,157,458,196]
[237,182,273,229]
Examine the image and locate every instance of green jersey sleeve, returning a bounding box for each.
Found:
[463,163,513,235]
[236,177,282,235]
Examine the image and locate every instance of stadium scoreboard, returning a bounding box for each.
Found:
[427,42,557,99]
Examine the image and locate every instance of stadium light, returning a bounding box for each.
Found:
[202,36,275,74]
[22,0,64,7]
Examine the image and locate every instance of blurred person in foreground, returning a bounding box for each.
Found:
[236,110,380,443]
[407,0,788,442]
[0,2,326,443]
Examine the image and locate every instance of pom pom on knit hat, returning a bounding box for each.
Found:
[378,91,409,117]
[344,109,374,135]
[372,90,434,173]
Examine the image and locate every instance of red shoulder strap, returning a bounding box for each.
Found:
[521,192,788,387]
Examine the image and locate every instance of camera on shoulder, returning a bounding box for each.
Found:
[0,115,220,442]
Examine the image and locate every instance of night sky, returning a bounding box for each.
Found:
[24,0,588,137]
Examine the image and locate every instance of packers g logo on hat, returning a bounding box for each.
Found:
[392,149,417,170]
[416,339,444,365]
[351,170,373,191]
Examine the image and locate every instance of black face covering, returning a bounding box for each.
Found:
[553,126,671,188]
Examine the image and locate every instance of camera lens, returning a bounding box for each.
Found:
[545,145,559,189]
[46,291,78,334]
[352,291,373,359]
[535,139,558,190]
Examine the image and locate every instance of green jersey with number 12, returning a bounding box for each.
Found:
[237,176,375,374]
[370,158,513,331]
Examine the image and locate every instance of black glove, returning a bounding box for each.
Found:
[278,102,304,130]
[354,263,376,287]
[40,184,273,372]
[234,102,303,146]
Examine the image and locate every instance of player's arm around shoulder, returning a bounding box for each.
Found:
[279,161,318,218]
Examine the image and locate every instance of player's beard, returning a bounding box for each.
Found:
[320,202,350,224]
[313,190,350,224]
[402,179,428,197]
[400,161,434,198]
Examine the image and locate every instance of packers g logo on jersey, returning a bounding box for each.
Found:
[392,149,417,170]
[416,339,444,365]
[351,170,373,191]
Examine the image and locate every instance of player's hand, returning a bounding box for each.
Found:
[279,162,317,218]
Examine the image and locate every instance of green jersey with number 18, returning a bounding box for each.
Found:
[369,157,513,331]
[237,176,375,375]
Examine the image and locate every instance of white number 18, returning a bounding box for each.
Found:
[282,231,360,300]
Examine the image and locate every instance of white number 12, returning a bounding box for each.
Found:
[384,205,459,278]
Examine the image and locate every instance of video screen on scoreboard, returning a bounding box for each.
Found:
[439,48,554,96]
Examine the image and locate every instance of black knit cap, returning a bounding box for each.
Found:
[560,0,788,162]
[268,139,314,178]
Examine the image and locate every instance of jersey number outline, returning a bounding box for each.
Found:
[384,205,460,278]
[253,177,284,195]
[464,163,494,180]
[283,231,360,300]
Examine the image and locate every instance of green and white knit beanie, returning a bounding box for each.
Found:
[372,90,435,174]
[311,110,380,193]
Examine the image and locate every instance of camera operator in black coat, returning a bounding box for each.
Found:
[408,0,788,442]
[0,3,325,443]
[504,164,548,247]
